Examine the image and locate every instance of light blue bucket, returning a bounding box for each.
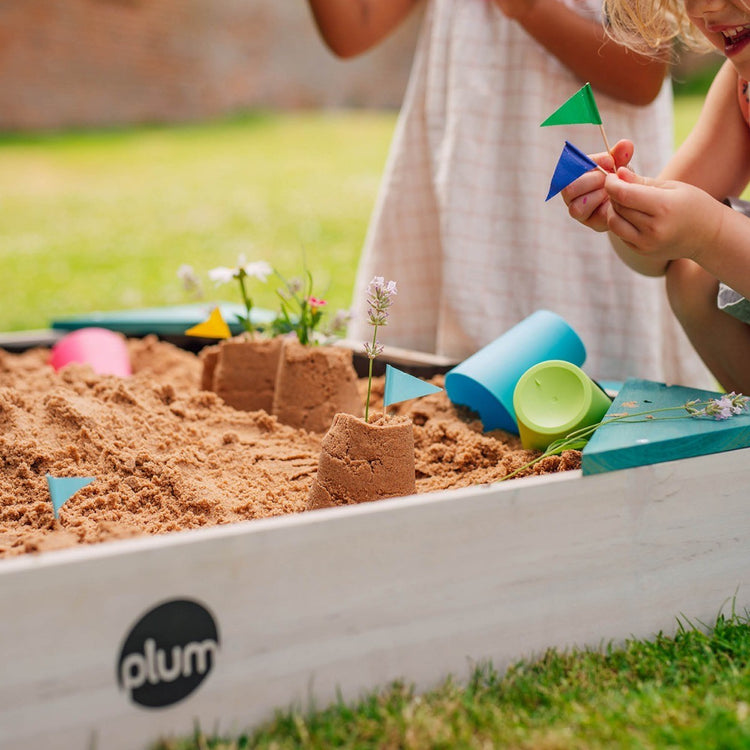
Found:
[444,310,586,433]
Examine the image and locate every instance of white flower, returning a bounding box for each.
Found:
[241,260,273,282]
[208,266,237,285]
[208,257,272,286]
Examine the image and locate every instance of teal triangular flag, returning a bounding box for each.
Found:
[545,141,598,201]
[384,364,443,407]
[46,474,95,519]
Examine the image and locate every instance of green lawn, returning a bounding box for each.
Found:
[0,96,709,333]
[155,611,750,750]
[0,111,393,332]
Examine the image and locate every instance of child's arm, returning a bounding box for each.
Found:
[491,0,666,105]
[305,0,422,58]
[658,60,750,198]
[569,61,750,290]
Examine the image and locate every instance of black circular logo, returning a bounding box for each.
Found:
[117,598,220,708]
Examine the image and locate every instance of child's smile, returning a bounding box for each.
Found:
[720,23,750,56]
[689,0,750,74]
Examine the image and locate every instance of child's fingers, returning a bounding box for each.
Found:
[589,150,616,171]
[561,168,605,203]
[604,169,661,216]
[561,169,610,229]
[607,201,651,245]
[566,187,609,224]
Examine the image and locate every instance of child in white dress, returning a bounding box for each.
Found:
[305,0,714,387]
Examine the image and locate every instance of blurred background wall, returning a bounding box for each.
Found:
[0,0,422,131]
[0,0,718,132]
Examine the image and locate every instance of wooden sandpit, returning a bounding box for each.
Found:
[1,334,747,750]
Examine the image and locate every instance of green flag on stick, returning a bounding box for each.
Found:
[541,82,601,126]
[541,82,612,156]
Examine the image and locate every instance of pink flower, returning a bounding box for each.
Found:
[308,296,327,309]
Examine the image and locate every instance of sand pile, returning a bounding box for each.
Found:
[0,336,579,558]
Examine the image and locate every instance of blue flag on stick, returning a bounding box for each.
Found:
[384,364,443,408]
[46,474,96,520]
[545,141,599,201]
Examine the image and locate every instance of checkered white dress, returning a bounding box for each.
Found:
[347,0,715,387]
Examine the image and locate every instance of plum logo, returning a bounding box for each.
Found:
[117,598,220,708]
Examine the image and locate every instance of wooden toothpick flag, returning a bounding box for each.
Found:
[541,82,612,156]
[546,141,607,201]
[384,364,443,408]
[541,82,601,126]
[185,306,231,339]
[46,474,95,520]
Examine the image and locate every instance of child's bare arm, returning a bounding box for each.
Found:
[660,60,750,198]
[491,0,667,105]
[305,0,422,58]
[603,60,750,285]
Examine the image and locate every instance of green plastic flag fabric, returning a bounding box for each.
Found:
[541,83,602,127]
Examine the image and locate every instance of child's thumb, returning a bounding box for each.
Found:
[611,139,635,170]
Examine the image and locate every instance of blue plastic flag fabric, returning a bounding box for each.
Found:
[384,364,443,408]
[46,474,96,519]
[545,141,598,201]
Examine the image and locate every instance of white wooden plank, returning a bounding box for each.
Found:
[0,447,748,750]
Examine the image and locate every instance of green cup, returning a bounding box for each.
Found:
[512,360,613,452]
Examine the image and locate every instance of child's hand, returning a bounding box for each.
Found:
[604,167,719,265]
[561,139,633,232]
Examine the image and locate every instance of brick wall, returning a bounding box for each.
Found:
[0,0,422,131]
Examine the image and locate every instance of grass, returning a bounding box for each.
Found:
[0,94,715,334]
[154,610,750,749]
[0,111,393,332]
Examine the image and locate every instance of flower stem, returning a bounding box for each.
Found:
[365,325,378,423]
[238,273,254,339]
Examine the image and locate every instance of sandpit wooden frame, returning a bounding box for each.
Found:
[1,446,749,750]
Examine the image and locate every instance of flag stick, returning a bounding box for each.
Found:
[599,124,614,159]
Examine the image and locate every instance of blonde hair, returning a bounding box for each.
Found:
[604,0,713,57]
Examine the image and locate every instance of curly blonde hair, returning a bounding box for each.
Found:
[604,0,713,57]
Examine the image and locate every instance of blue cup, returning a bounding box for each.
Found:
[444,310,586,433]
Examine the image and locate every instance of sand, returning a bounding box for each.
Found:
[0,336,580,558]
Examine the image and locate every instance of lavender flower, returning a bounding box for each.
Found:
[363,341,384,359]
[364,276,397,422]
[686,392,750,419]
[366,277,397,328]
